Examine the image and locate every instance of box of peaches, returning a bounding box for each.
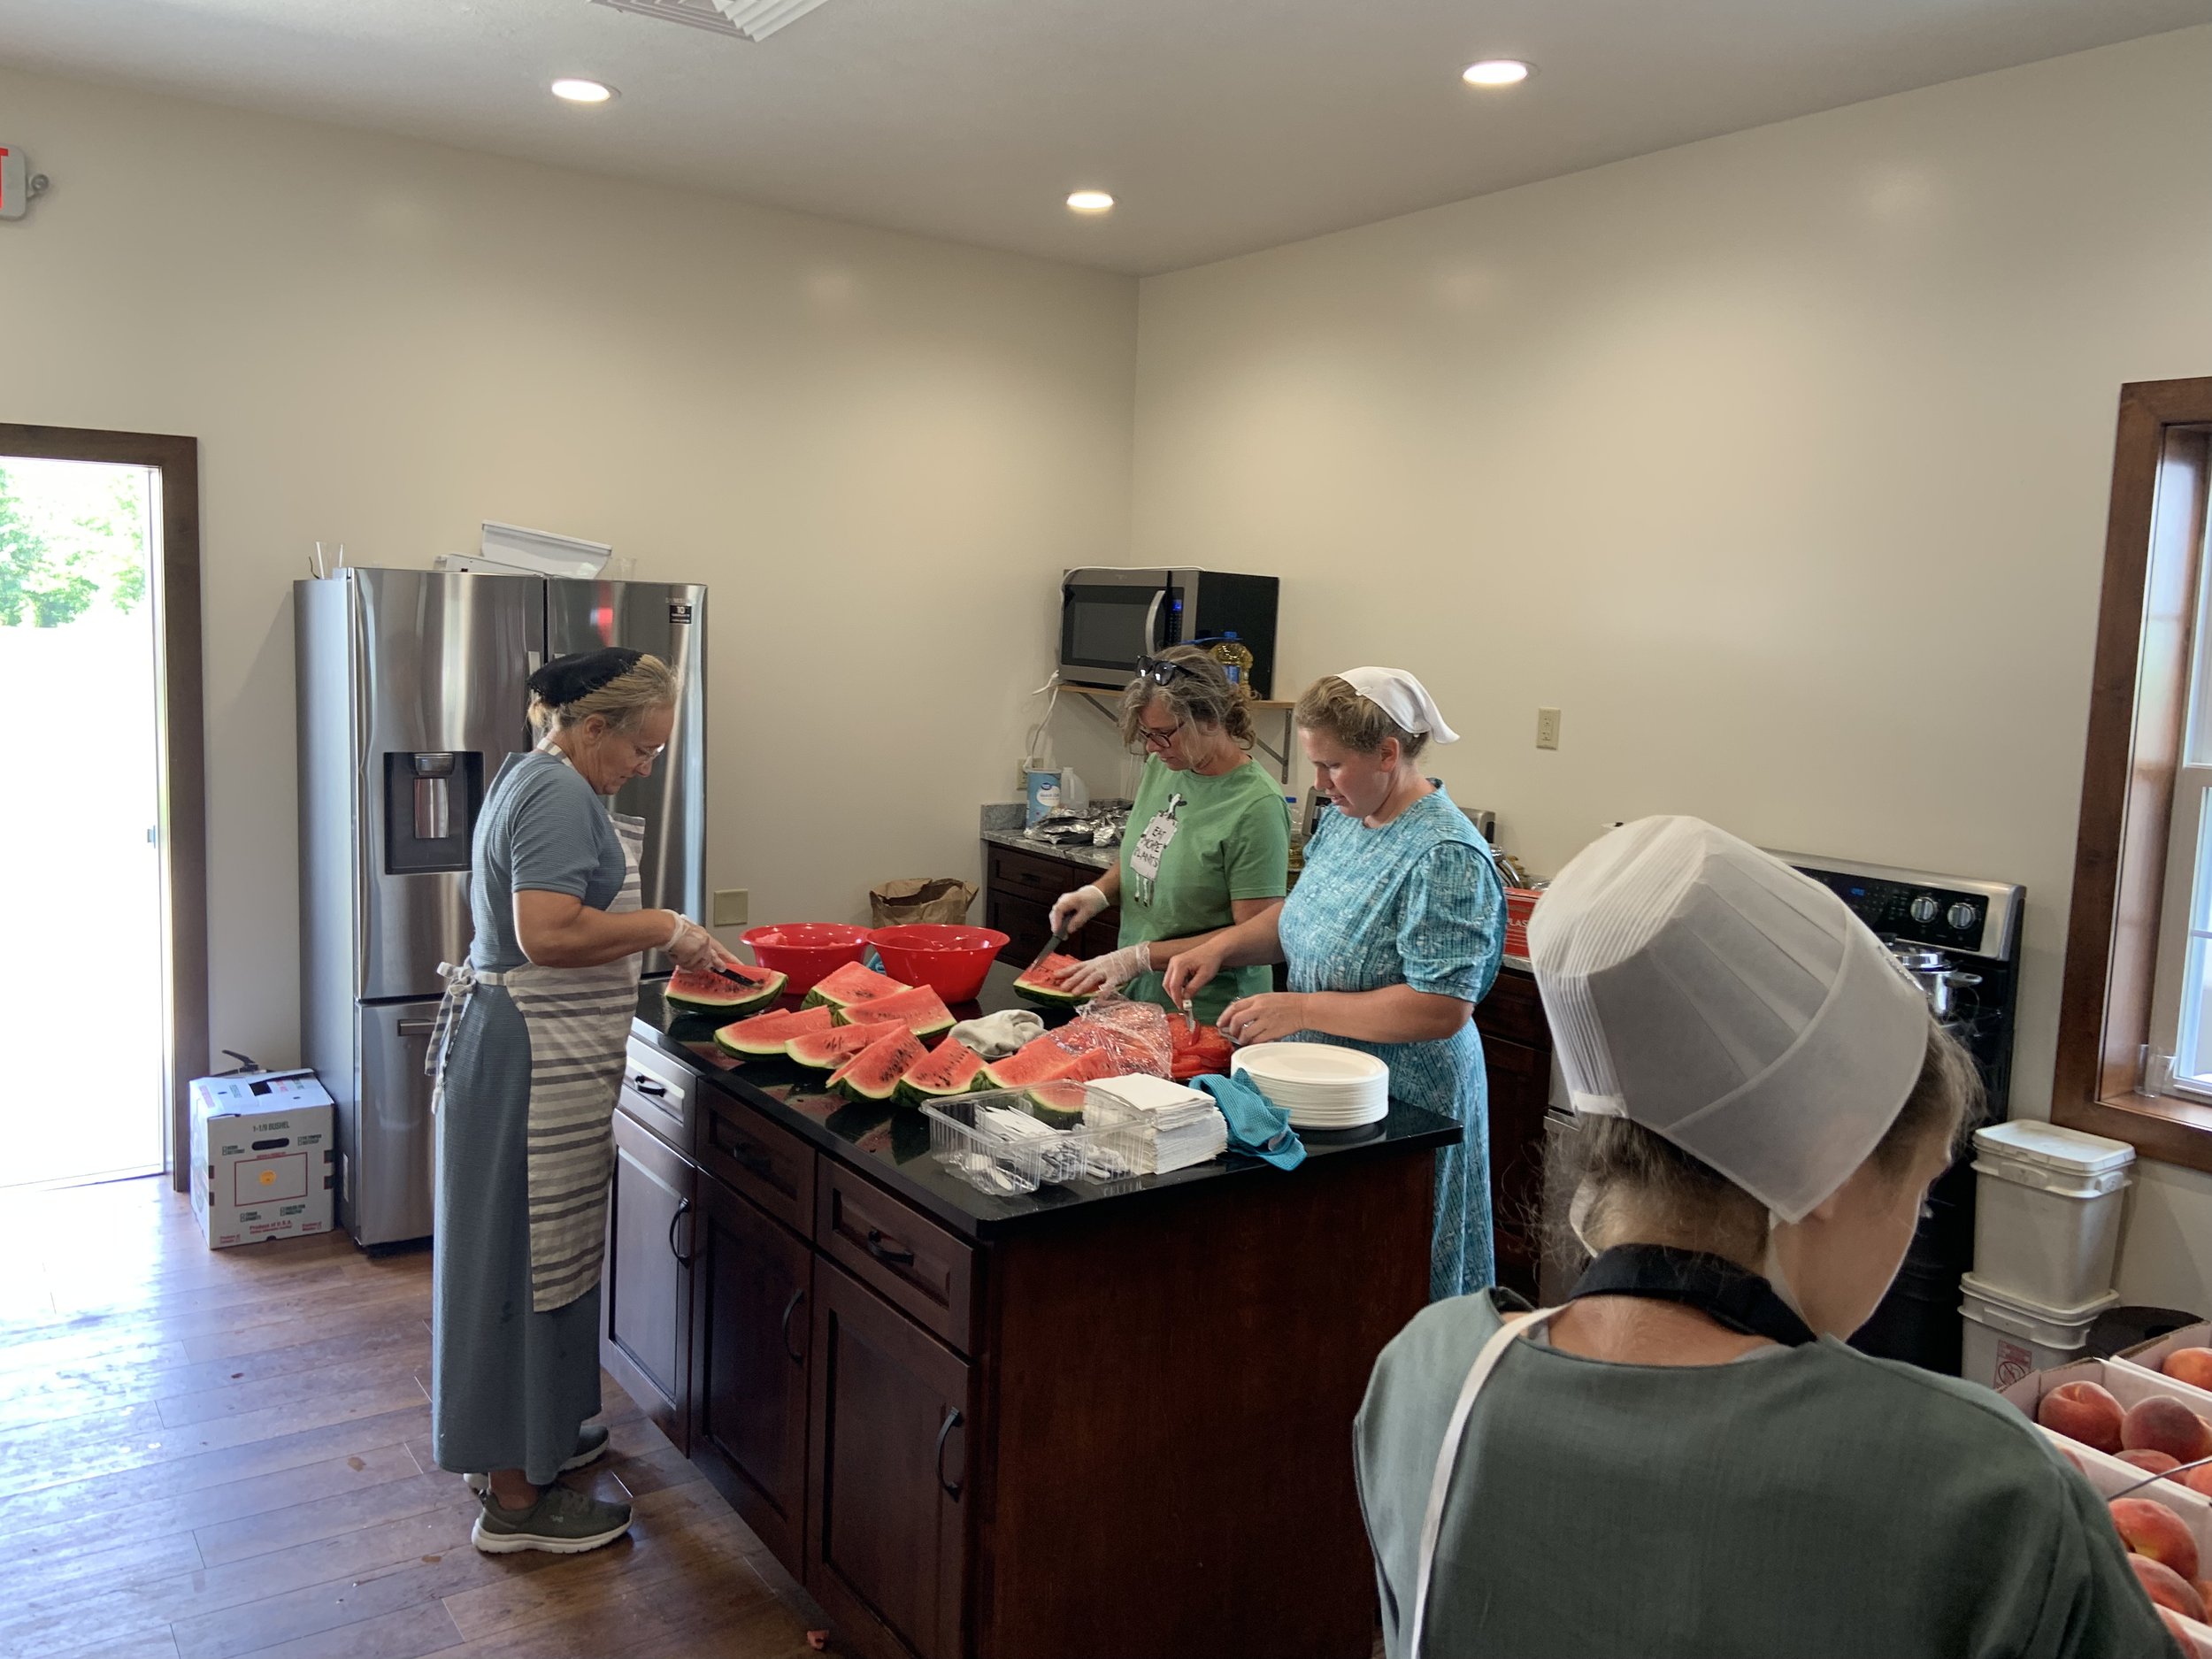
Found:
[2002,1343,2212,1654]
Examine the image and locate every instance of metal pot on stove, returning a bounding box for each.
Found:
[1887,944,1982,1018]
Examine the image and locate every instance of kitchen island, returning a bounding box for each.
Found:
[604,961,1458,1659]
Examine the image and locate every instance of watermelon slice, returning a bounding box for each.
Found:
[665,963,787,1016]
[1057,1048,1122,1084]
[895,1038,987,1105]
[982,1034,1088,1090]
[787,1024,884,1070]
[830,1026,926,1103]
[833,985,956,1038]
[1025,1079,1088,1130]
[802,961,909,1011]
[1011,953,1094,1007]
[714,1004,835,1057]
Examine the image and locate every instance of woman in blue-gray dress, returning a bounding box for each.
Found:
[1165,669,1505,1300]
[427,648,740,1556]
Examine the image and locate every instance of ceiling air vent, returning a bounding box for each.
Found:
[589,0,830,41]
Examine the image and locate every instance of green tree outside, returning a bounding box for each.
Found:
[0,463,149,627]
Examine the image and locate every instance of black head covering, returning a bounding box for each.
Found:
[527,647,642,710]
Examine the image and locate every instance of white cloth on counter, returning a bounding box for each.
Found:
[948,1008,1045,1059]
[1086,1076,1227,1174]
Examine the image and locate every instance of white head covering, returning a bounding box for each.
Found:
[1338,667,1460,745]
[1526,816,1928,1224]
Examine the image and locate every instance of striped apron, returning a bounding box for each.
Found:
[429,745,646,1314]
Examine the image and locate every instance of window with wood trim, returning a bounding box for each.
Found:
[2055,380,2212,1171]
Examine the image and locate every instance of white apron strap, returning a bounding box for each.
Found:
[1407,1305,1562,1659]
[425,960,480,1115]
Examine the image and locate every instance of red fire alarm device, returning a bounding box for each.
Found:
[0,148,49,219]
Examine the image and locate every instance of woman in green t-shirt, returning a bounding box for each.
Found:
[1048,648,1290,1026]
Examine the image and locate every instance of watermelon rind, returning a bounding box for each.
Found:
[801,962,909,1010]
[1025,1079,1088,1130]
[714,1004,835,1057]
[981,1036,1087,1090]
[787,1024,882,1069]
[832,1027,926,1103]
[1010,953,1095,1007]
[665,964,787,1016]
[895,1038,987,1105]
[833,985,956,1038]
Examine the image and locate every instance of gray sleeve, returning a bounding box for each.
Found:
[504,769,603,899]
[2018,1455,2180,1659]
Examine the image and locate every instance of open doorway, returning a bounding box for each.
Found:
[0,426,205,1192]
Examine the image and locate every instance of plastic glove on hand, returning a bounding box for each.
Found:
[1048,885,1109,937]
[1057,941,1151,995]
[668,918,735,973]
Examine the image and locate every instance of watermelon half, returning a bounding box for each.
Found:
[833,985,956,1039]
[787,1024,884,1070]
[1011,953,1095,1007]
[830,1026,926,1103]
[896,1037,987,1105]
[802,962,909,1012]
[665,963,787,1017]
[714,1004,835,1057]
[981,1034,1087,1090]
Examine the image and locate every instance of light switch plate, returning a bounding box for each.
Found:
[711,888,749,927]
[1536,707,1562,750]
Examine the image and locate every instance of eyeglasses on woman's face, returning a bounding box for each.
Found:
[1138,717,1186,751]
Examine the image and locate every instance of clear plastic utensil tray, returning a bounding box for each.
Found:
[921,1086,1142,1195]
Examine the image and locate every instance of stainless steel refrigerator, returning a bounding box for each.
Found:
[296,568,706,1246]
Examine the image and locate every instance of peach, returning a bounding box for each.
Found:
[2159,1607,2212,1659]
[2121,1449,2185,1478]
[2124,1396,2212,1464]
[2185,1465,2212,1500]
[2112,1496,2202,1582]
[2198,1581,2212,1613]
[2132,1554,2208,1621]
[2039,1379,2126,1452]
[2167,1348,2212,1391]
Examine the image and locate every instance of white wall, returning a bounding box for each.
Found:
[0,65,1136,1069]
[1127,28,2212,1303]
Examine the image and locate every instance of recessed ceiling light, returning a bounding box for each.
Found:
[1066,190,1115,215]
[1462,59,1532,88]
[551,78,617,104]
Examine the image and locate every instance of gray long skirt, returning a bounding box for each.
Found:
[430,984,603,1486]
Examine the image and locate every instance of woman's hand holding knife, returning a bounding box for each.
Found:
[665,912,742,974]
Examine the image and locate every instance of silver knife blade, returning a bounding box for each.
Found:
[1023,925,1073,979]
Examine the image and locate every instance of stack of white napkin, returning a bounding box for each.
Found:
[1085,1075,1227,1174]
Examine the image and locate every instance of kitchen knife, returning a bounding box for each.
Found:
[1023,924,1074,980]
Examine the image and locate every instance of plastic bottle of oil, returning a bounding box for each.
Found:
[1209,632,1256,699]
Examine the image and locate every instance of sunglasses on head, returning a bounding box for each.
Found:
[1135,656,1200,687]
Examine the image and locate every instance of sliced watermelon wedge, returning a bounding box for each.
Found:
[982,1034,1087,1090]
[895,1037,987,1105]
[787,1024,883,1070]
[714,1004,835,1057]
[830,1026,926,1103]
[802,961,909,1011]
[1025,1079,1089,1130]
[833,985,956,1038]
[665,963,787,1017]
[1011,952,1094,1007]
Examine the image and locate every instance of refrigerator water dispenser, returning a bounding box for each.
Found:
[382,751,483,873]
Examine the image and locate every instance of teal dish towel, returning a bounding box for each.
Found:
[1195,1074,1305,1170]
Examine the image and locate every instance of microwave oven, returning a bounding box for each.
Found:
[1059,568,1282,699]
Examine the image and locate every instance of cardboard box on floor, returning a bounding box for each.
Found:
[188,1069,336,1249]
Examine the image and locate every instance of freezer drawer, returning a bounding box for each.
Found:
[349,999,442,1246]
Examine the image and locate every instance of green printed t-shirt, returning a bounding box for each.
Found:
[1116,754,1290,1026]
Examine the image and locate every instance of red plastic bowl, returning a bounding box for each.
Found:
[741,923,872,997]
[868,925,1011,1004]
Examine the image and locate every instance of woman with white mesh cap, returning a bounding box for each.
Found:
[1353,817,2171,1659]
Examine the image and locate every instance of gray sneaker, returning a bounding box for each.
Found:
[463,1424,611,1494]
[471,1483,633,1555]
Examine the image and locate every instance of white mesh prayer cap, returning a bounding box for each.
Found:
[1338,668,1460,745]
[1526,816,1929,1224]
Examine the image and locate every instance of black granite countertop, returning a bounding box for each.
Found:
[630,960,1460,1240]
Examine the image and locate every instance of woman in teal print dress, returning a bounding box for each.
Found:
[1166,668,1506,1299]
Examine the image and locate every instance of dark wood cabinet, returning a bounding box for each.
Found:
[603,1105,695,1450]
[1475,969,1554,1303]
[983,841,1120,966]
[807,1260,972,1659]
[690,1167,815,1575]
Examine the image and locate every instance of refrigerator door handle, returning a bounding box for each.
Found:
[396,1018,436,1037]
[351,583,373,993]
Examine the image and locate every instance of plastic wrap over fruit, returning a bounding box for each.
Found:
[1048,995,1175,1078]
[1165,1011,1235,1081]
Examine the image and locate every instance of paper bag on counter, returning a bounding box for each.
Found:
[870,877,979,927]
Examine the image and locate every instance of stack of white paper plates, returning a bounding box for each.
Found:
[1231,1042,1389,1129]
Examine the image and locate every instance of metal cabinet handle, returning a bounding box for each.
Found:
[934,1407,964,1501]
[780,1286,807,1363]
[731,1145,775,1180]
[633,1078,667,1097]
[864,1226,915,1267]
[397,1019,436,1038]
[667,1197,693,1268]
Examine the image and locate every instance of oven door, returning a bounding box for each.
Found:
[1060,569,1178,687]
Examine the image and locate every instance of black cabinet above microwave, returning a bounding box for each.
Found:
[1059,567,1280,700]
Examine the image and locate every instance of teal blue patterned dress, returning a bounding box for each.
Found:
[1278,788,1505,1300]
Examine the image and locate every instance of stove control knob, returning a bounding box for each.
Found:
[1946,902,1978,933]
[1909,896,1940,925]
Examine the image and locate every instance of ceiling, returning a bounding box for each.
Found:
[4,0,2209,275]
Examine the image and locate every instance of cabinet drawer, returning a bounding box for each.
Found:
[1475,970,1552,1053]
[987,843,1076,896]
[700,1091,815,1237]
[816,1162,976,1355]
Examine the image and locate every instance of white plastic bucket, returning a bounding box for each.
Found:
[1959,1271,2118,1391]
[1970,1120,2133,1310]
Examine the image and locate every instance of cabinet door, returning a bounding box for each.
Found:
[808,1262,972,1659]
[987,885,1054,967]
[690,1171,813,1576]
[1480,1033,1549,1302]
[603,1108,693,1449]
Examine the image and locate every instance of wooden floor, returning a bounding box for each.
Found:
[0,1177,826,1659]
